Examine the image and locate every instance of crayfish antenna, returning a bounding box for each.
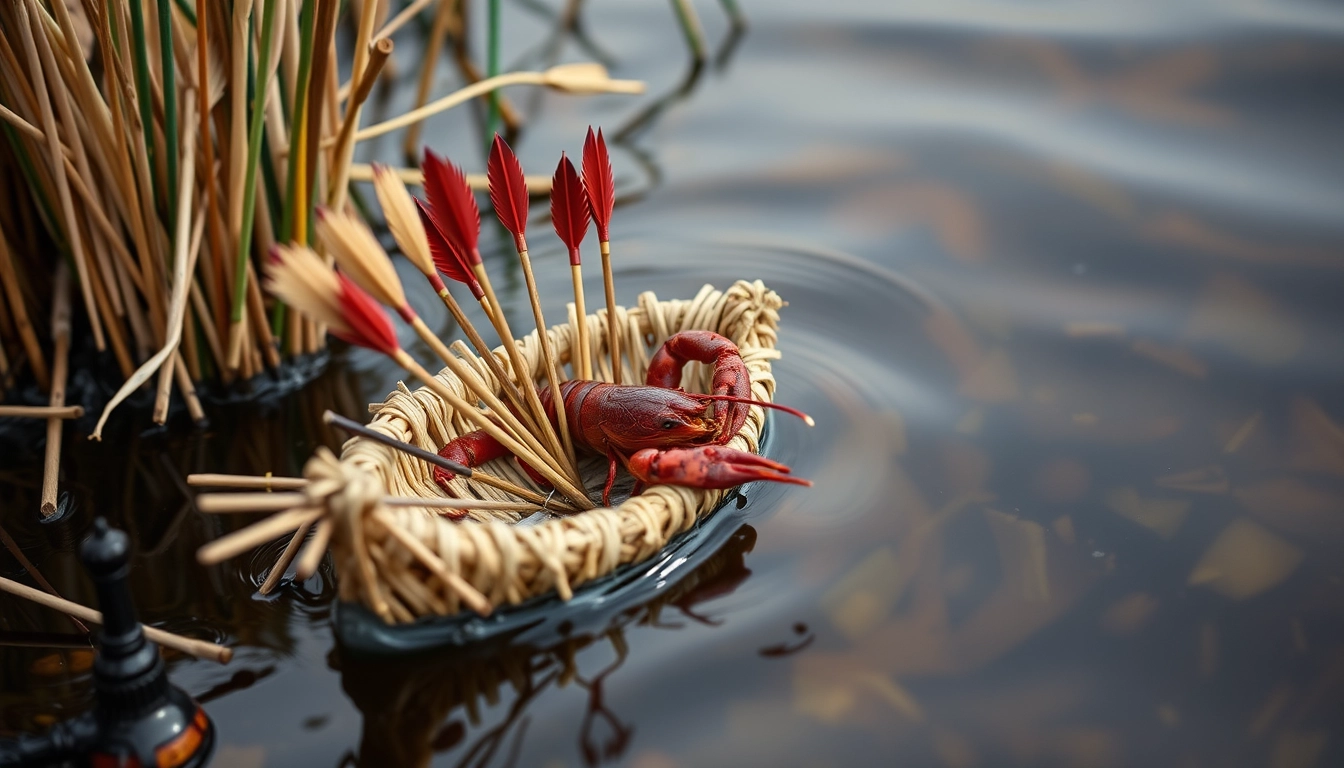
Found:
[696,394,815,427]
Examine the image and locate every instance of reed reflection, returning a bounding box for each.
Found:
[338,524,760,768]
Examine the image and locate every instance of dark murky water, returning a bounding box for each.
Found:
[4,1,1344,765]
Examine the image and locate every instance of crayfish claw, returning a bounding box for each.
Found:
[627,446,812,491]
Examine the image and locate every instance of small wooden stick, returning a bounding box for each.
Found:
[41,263,71,518]
[196,492,309,513]
[294,518,333,580]
[323,410,469,474]
[382,497,542,511]
[0,576,232,664]
[572,264,592,380]
[195,492,544,513]
[196,507,323,566]
[325,37,392,210]
[258,519,313,595]
[187,473,310,490]
[0,405,84,419]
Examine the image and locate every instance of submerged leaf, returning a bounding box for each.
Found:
[1189,519,1303,600]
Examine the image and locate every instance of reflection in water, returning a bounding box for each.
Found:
[0,363,359,734]
[339,525,759,767]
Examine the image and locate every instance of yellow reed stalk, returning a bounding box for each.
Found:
[344,64,645,145]
[325,0,380,211]
[40,263,71,518]
[0,228,49,390]
[15,0,105,351]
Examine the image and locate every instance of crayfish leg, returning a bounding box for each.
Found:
[433,429,511,492]
[602,449,620,507]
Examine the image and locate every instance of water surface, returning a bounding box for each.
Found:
[3,1,1344,766]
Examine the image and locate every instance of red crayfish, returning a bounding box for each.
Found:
[434,330,813,505]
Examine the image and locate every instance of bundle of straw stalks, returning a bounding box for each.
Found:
[0,0,642,437]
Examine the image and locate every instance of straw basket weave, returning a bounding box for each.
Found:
[307,280,784,622]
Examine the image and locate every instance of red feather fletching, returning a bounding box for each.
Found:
[581,127,614,242]
[422,149,482,266]
[487,134,529,249]
[550,153,589,266]
[333,272,400,356]
[415,199,484,300]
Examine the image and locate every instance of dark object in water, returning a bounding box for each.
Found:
[0,519,215,767]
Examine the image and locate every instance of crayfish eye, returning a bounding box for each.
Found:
[661,420,676,430]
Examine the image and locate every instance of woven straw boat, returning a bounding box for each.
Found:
[303,280,785,623]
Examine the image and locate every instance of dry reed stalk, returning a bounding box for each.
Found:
[188,473,311,489]
[153,146,202,423]
[0,405,84,419]
[223,0,253,371]
[373,0,434,43]
[399,0,450,160]
[303,0,338,212]
[325,36,391,209]
[172,353,207,424]
[15,0,104,352]
[40,263,71,518]
[0,228,49,390]
[0,575,232,663]
[91,92,202,439]
[197,491,543,514]
[196,506,323,565]
[345,63,644,146]
[197,0,231,352]
[324,0,379,211]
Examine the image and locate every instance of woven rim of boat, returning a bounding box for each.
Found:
[301,280,784,623]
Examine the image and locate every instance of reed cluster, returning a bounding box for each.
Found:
[0,0,642,438]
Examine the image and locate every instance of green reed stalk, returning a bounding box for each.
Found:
[172,0,197,25]
[485,0,501,143]
[671,0,706,60]
[230,0,279,324]
[158,0,178,240]
[128,0,162,219]
[280,0,316,244]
